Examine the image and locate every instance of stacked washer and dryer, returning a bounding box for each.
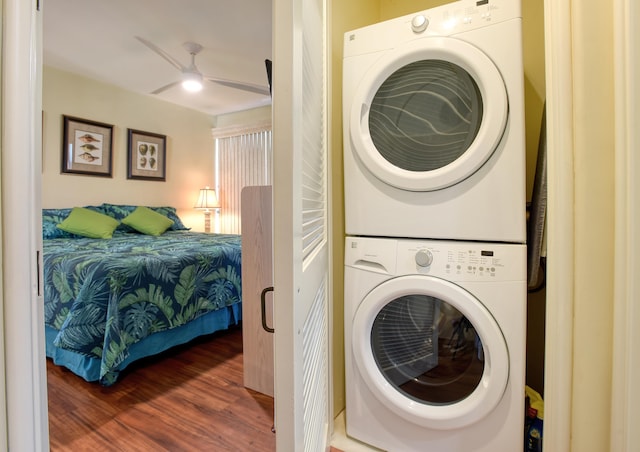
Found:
[343,1,527,451]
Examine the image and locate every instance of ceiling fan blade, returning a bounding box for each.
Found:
[135,36,186,72]
[151,80,181,95]
[206,77,271,96]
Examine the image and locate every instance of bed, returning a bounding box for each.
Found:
[42,203,242,385]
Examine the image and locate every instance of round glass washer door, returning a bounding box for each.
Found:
[349,37,508,192]
[351,275,509,430]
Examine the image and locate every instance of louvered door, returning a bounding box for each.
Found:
[272,0,330,448]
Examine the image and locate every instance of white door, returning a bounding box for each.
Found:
[272,0,331,449]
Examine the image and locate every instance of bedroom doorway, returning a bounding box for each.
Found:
[7,0,640,450]
[10,0,278,450]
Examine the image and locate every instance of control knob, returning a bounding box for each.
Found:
[411,15,429,33]
[415,249,433,267]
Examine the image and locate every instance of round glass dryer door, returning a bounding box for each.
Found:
[352,275,509,430]
[369,60,482,173]
[349,37,508,191]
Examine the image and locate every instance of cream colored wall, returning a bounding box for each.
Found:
[214,105,272,128]
[330,0,381,416]
[380,0,449,19]
[522,1,546,199]
[570,1,615,450]
[330,0,547,416]
[42,66,216,231]
[521,0,546,396]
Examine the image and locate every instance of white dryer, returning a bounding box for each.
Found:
[344,236,526,451]
[343,0,526,243]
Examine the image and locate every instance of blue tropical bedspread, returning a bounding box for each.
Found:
[43,231,242,385]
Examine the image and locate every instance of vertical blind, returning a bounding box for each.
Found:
[214,124,272,234]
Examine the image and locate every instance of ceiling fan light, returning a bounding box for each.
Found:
[182,72,203,92]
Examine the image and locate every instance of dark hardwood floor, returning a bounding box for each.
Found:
[46,326,276,451]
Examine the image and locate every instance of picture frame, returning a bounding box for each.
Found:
[127,129,167,181]
[61,115,113,177]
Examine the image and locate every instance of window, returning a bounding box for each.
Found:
[213,122,272,234]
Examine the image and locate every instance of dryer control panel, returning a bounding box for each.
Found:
[344,0,521,58]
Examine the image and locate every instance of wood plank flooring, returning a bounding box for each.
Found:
[47,326,276,451]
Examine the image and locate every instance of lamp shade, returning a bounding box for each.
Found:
[194,187,220,210]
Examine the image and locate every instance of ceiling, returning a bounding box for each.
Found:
[43,0,273,117]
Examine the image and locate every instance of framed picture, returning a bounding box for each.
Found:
[61,115,113,177]
[127,129,167,181]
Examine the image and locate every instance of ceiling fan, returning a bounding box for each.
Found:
[135,36,270,96]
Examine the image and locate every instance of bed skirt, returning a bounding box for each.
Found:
[45,303,241,385]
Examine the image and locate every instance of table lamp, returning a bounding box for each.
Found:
[194,186,220,232]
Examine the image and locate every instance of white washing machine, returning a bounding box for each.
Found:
[344,236,526,451]
[343,0,526,243]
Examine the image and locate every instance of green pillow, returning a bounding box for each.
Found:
[56,207,120,239]
[121,206,174,236]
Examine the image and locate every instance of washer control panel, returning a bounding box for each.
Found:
[414,249,433,267]
[442,247,500,277]
[346,237,525,282]
[401,239,525,282]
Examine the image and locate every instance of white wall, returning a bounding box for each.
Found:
[42,66,216,231]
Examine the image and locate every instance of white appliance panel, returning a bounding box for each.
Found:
[343,0,526,242]
[344,236,526,451]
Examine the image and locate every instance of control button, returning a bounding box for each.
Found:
[415,249,433,267]
[411,15,429,33]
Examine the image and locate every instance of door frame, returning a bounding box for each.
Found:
[610,0,640,449]
[1,0,49,449]
[541,0,574,450]
[544,0,640,450]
